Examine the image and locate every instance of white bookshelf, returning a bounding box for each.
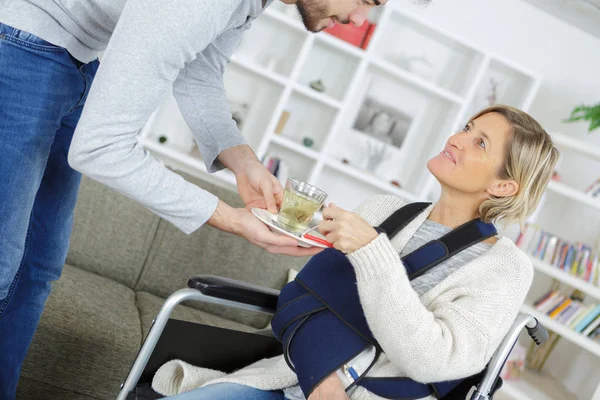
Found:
[529,257,600,301]
[516,134,600,400]
[137,2,541,209]
[134,3,600,399]
[521,304,600,358]
[546,181,600,212]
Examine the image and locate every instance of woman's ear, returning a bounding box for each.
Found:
[486,179,519,198]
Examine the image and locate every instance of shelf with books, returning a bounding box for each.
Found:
[515,224,599,292]
[520,304,600,357]
[529,256,600,301]
[546,180,600,212]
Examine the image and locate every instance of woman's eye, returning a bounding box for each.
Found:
[478,138,486,149]
[463,124,470,132]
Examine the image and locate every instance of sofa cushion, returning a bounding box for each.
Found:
[17,377,101,400]
[135,219,309,329]
[67,176,161,288]
[135,291,255,340]
[134,173,309,329]
[20,265,142,400]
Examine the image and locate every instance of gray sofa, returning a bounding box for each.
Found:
[17,172,308,400]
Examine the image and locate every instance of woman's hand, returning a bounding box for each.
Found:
[318,203,379,254]
[308,373,349,400]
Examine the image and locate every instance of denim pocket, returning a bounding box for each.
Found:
[0,24,66,52]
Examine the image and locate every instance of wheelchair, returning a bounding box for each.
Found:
[116,275,549,400]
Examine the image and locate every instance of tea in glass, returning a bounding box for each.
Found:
[277,178,327,233]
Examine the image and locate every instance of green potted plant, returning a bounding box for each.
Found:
[563,103,600,133]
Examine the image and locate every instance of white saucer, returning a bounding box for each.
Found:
[251,208,330,248]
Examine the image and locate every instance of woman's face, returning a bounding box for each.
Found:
[427,112,517,199]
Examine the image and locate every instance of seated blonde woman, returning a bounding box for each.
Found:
[153,105,558,400]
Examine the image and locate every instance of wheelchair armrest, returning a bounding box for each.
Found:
[188,275,280,313]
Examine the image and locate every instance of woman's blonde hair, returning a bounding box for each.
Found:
[471,105,559,227]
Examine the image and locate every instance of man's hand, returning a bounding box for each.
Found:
[236,159,283,213]
[318,203,379,254]
[208,201,323,257]
[217,145,282,213]
[308,373,349,400]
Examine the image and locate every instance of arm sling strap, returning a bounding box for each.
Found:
[271,202,497,399]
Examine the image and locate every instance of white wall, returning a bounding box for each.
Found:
[387,0,600,398]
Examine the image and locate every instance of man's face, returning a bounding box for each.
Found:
[295,0,387,32]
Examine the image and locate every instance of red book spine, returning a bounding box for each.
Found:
[324,22,370,47]
[360,23,377,50]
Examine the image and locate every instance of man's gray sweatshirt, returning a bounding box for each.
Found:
[0,0,275,233]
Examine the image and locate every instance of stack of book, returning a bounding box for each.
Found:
[585,177,600,199]
[534,289,600,342]
[262,154,290,186]
[516,225,600,286]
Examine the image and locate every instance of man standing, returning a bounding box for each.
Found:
[0,0,385,397]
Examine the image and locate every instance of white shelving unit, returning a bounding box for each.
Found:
[135,3,600,399]
[137,3,541,209]
[514,135,600,400]
[521,304,600,358]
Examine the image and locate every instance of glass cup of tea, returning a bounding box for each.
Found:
[277,178,328,233]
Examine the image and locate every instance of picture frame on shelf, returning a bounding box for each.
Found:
[353,96,412,149]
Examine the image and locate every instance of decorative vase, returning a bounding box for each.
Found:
[365,141,391,173]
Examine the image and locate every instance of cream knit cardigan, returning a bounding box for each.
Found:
[152,196,534,399]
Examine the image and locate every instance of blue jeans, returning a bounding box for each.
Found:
[164,383,287,400]
[0,23,99,399]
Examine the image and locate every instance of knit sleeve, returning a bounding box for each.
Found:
[173,28,247,173]
[347,236,533,382]
[68,0,243,234]
[352,195,408,227]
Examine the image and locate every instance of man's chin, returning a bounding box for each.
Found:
[305,21,329,32]
[298,15,328,32]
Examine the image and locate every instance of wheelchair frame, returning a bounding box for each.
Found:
[116,275,548,400]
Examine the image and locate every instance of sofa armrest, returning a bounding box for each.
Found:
[188,275,280,313]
